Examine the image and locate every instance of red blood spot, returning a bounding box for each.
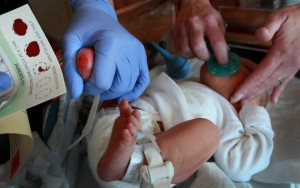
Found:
[13,18,27,36]
[26,41,40,57]
[38,65,50,72]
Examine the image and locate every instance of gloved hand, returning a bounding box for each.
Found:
[62,0,150,102]
[0,72,11,93]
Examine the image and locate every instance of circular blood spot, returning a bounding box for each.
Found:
[26,41,40,57]
[13,18,27,36]
[38,65,50,73]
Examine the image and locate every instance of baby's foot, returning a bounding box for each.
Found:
[97,99,141,181]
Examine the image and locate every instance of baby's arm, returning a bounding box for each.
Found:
[214,104,274,182]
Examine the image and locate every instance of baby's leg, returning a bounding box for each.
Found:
[97,99,141,181]
[155,118,220,184]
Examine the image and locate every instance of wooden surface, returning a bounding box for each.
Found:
[114,0,142,10]
[116,0,176,45]
[220,6,273,48]
[48,1,272,52]
[115,1,273,49]
[48,0,176,53]
[220,6,272,33]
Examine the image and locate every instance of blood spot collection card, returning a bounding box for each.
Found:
[0,4,66,119]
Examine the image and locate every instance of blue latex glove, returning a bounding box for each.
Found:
[62,0,150,102]
[0,72,11,93]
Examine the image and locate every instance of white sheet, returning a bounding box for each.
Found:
[253,78,300,184]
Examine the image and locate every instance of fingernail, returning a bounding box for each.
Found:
[230,94,243,104]
[215,43,228,65]
[273,96,278,104]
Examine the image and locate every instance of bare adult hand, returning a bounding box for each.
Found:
[173,0,228,64]
[231,4,300,104]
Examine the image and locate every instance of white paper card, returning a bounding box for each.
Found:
[0,4,66,119]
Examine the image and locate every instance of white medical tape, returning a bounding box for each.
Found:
[122,145,144,183]
[67,95,100,150]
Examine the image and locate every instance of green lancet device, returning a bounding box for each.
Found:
[207,51,241,76]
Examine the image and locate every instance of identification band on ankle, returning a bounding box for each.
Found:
[121,111,174,187]
[122,144,144,183]
[140,143,174,188]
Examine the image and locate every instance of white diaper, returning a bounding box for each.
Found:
[87,107,174,188]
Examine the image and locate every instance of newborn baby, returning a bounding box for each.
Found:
[87,52,274,188]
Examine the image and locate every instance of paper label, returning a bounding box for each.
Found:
[0,110,33,181]
[0,4,66,119]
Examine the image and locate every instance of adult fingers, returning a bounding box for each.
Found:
[230,48,280,103]
[61,33,84,99]
[187,17,210,61]
[84,40,115,96]
[173,24,194,58]
[255,12,283,42]
[270,74,294,103]
[0,72,11,92]
[118,53,150,102]
[204,14,228,65]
